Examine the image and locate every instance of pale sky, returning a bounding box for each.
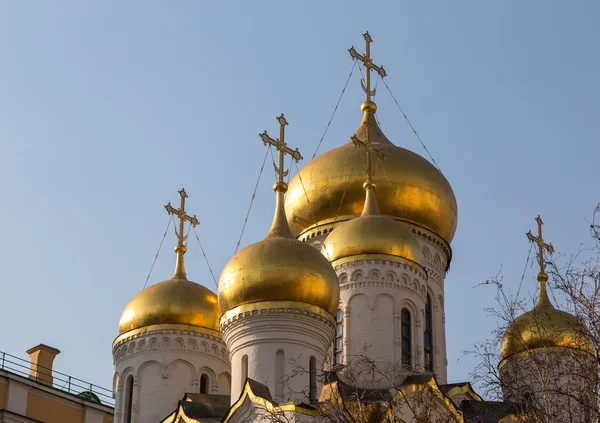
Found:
[0,1,599,395]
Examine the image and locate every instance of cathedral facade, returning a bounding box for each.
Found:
[111,34,596,423]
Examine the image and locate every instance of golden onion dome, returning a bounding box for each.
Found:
[500,273,594,362]
[322,182,422,265]
[285,101,458,244]
[118,245,220,336]
[219,181,340,316]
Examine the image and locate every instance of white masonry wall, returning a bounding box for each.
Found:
[112,328,231,423]
[332,257,428,388]
[221,305,336,405]
[304,224,450,385]
[416,235,450,384]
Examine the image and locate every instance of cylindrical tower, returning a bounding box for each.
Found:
[218,118,340,405]
[113,191,230,423]
[499,272,596,421]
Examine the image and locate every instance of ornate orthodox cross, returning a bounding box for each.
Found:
[165,188,199,247]
[526,215,555,274]
[259,114,303,184]
[349,31,387,102]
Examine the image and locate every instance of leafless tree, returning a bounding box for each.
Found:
[254,351,460,423]
[467,204,600,423]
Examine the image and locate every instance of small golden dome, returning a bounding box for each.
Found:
[218,184,340,316]
[322,185,422,265]
[285,102,458,244]
[118,246,220,336]
[500,273,594,361]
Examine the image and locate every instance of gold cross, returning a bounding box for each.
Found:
[526,215,555,274]
[165,188,199,247]
[349,31,387,103]
[351,125,385,185]
[259,114,303,184]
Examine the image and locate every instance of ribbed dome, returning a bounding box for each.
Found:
[118,277,220,336]
[285,101,458,244]
[218,183,340,316]
[500,273,594,361]
[322,184,422,265]
[118,245,220,336]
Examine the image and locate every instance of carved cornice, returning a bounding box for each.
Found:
[333,255,427,280]
[409,225,452,270]
[113,324,221,349]
[220,300,335,330]
[112,325,227,366]
[423,264,443,286]
[114,346,230,366]
[339,280,427,299]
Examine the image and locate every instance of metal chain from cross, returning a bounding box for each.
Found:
[259,114,303,185]
[165,188,199,247]
[349,31,387,103]
[526,215,555,275]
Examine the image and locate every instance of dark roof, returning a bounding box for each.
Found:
[245,378,273,402]
[438,382,471,395]
[399,373,435,387]
[322,373,442,404]
[178,394,231,419]
[461,400,524,423]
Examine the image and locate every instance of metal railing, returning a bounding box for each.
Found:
[0,350,114,407]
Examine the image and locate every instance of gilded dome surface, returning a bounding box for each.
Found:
[500,274,594,361]
[118,276,220,336]
[322,186,422,265]
[285,104,458,243]
[218,184,340,316]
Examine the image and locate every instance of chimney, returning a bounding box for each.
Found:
[26,344,60,386]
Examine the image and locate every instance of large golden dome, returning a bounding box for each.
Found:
[219,183,340,316]
[322,183,422,265]
[285,102,458,244]
[118,246,220,336]
[500,273,594,362]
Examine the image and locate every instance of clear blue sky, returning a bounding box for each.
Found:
[1,1,598,393]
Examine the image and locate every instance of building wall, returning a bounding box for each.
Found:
[0,369,113,423]
[26,391,84,423]
[332,257,428,387]
[417,236,449,384]
[0,378,6,409]
[113,327,230,423]
[305,223,451,385]
[221,305,335,405]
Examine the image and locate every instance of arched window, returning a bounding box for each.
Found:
[334,309,343,365]
[275,349,284,398]
[309,356,317,401]
[424,294,433,371]
[241,354,248,390]
[200,374,209,394]
[124,375,134,423]
[401,308,411,366]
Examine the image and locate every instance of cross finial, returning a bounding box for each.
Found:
[164,188,199,279]
[526,215,555,275]
[259,114,303,188]
[258,115,303,239]
[349,31,387,103]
